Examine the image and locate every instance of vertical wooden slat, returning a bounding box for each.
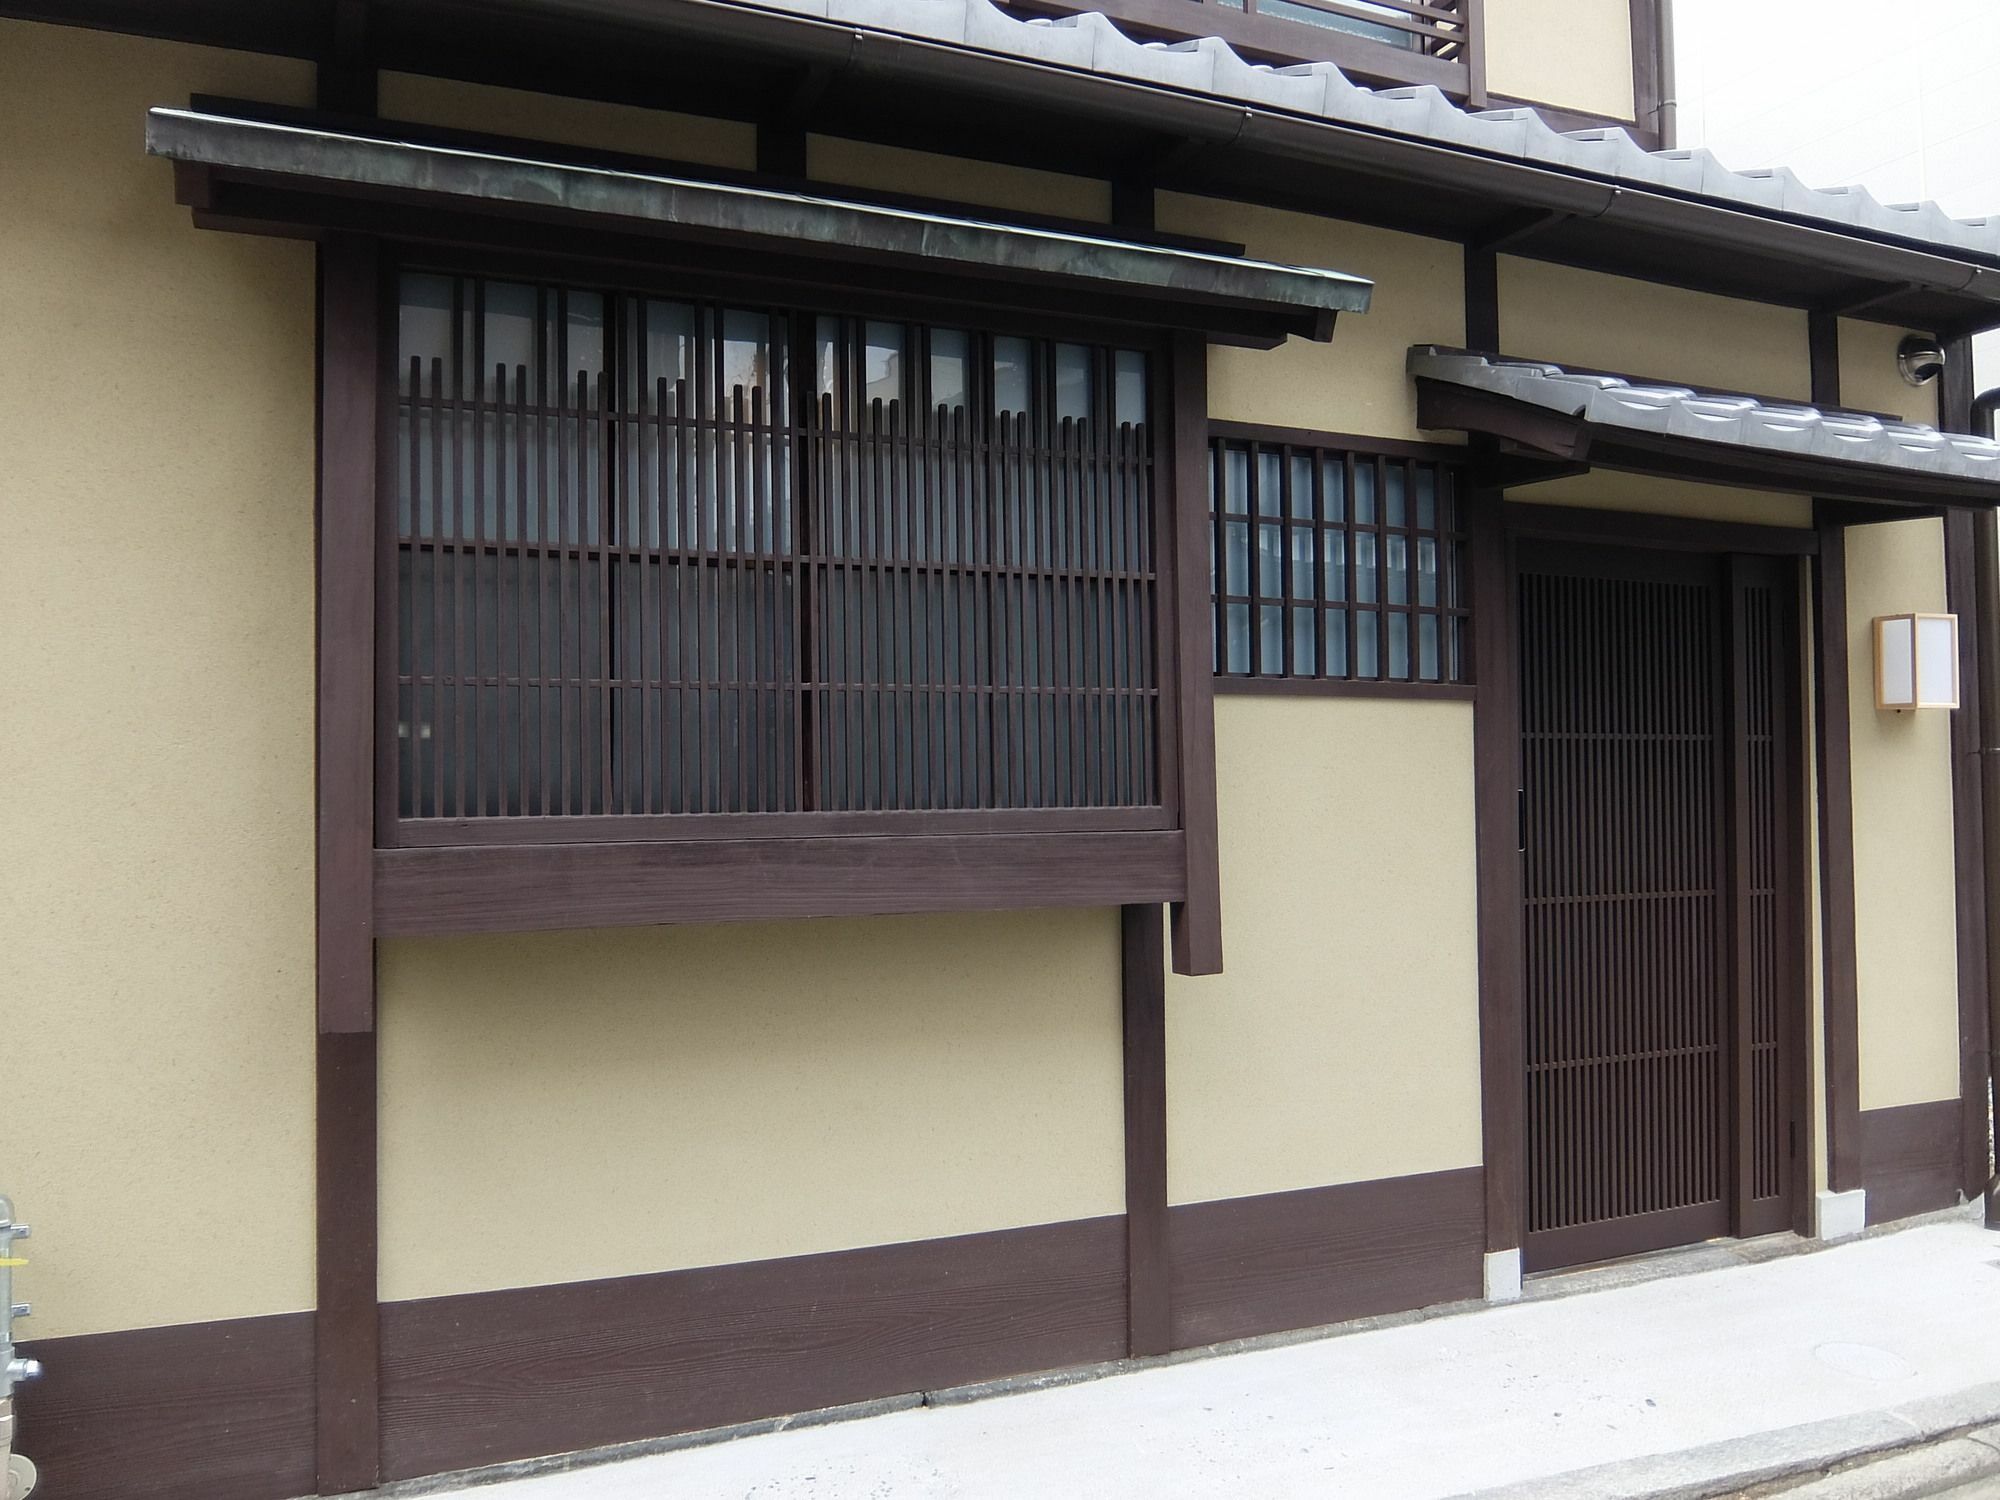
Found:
[1121,903,1170,1357]
[315,234,380,1494]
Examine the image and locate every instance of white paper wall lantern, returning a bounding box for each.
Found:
[1873,613,1960,711]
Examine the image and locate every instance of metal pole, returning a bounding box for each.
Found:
[0,1197,38,1500]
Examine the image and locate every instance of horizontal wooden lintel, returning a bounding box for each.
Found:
[374,830,1188,936]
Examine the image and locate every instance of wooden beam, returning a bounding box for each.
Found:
[314,234,381,1493]
[1501,501,1820,557]
[374,832,1190,937]
[1167,332,1222,975]
[1120,904,1170,1357]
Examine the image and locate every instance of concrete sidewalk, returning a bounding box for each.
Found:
[398,1210,2000,1500]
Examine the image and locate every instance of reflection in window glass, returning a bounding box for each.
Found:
[930,329,970,412]
[1114,350,1147,427]
[865,321,904,411]
[1055,343,1091,424]
[993,336,1031,417]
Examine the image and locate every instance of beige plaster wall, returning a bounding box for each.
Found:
[1838,321,1940,427]
[1483,0,1637,122]
[1164,696,1483,1205]
[1159,194,1465,441]
[0,21,318,1339]
[1500,257,1812,403]
[1508,472,1813,528]
[1845,520,1962,1110]
[807,135,1110,222]
[378,910,1124,1302]
[378,72,754,169]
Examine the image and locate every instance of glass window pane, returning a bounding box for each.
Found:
[1321,455,1346,522]
[1223,447,1250,515]
[1055,343,1091,424]
[1113,349,1147,428]
[929,328,969,412]
[1256,449,1282,516]
[1419,614,1440,681]
[1324,529,1347,603]
[1290,527,1316,600]
[993,336,1031,417]
[1416,465,1437,530]
[1290,454,1315,520]
[1291,607,1317,675]
[398,272,454,397]
[864,320,904,410]
[1355,531,1378,604]
[1225,602,1252,673]
[1353,460,1377,524]
[1259,604,1283,674]
[1224,520,1250,595]
[1325,608,1348,678]
[1387,533,1409,605]
[1388,613,1410,680]
[1385,463,1407,527]
[482,280,537,401]
[1355,609,1378,678]
[1258,524,1284,598]
[1417,537,1439,606]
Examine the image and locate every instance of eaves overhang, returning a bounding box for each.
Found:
[1407,347,2000,510]
[143,106,1372,347]
[412,0,2000,334]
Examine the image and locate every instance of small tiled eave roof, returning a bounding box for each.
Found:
[1407,347,2000,509]
[590,0,2000,329]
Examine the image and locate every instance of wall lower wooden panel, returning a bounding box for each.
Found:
[1169,1168,1485,1348]
[1860,1101,1963,1226]
[18,1169,1484,1499]
[14,1314,315,1500]
[377,1218,1128,1480]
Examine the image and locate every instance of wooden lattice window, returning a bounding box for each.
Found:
[389,269,1166,834]
[1209,429,1470,685]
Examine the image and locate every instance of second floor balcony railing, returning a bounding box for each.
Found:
[1005,0,1486,103]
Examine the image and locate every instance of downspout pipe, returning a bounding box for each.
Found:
[1972,388,2000,1228]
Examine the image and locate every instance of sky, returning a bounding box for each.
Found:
[1672,0,2000,390]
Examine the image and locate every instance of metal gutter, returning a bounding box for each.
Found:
[1973,386,2000,1229]
[143,107,1373,336]
[459,0,2000,309]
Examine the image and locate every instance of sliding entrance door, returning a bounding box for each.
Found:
[1518,543,1802,1272]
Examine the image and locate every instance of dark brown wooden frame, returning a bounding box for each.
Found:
[1473,500,1818,1260]
[1206,423,1474,694]
[347,243,1221,967]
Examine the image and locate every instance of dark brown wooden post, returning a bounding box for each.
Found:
[1121,904,1171,1356]
[1167,332,1222,976]
[1939,336,1992,1202]
[1807,312,1863,1196]
[316,233,382,1493]
[1468,485,1523,1255]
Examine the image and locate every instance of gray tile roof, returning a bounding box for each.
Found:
[1407,346,2000,483]
[725,0,2000,266]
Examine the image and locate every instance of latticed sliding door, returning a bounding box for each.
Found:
[1519,543,1800,1272]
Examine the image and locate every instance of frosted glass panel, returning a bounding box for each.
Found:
[1917,614,1959,706]
[1877,616,1915,706]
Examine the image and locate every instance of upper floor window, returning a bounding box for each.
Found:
[391,271,1163,830]
[1210,429,1469,686]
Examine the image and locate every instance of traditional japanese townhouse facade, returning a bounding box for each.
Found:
[5,1,1997,1496]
